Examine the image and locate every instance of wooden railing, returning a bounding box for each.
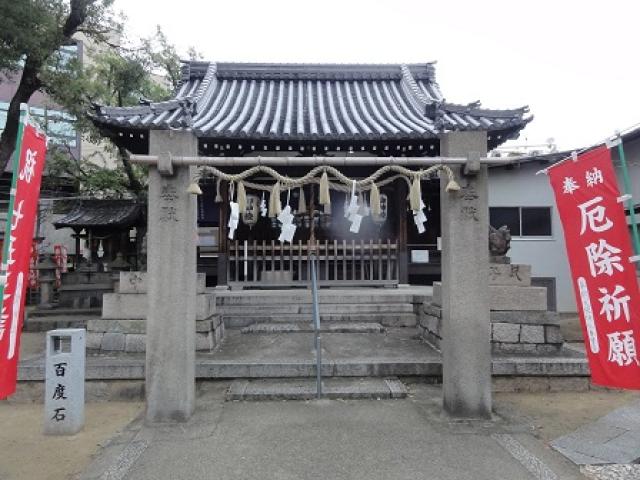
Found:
[227,239,398,288]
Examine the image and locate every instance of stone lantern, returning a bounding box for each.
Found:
[36,255,58,309]
[108,252,132,290]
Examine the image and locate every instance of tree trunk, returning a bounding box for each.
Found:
[117,144,143,196]
[0,62,42,170]
[0,0,95,171]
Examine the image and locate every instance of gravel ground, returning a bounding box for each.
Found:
[0,401,143,480]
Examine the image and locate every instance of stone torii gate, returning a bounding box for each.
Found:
[138,129,493,423]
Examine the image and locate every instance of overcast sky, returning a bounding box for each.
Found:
[113,0,639,152]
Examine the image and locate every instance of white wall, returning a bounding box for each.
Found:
[488,161,576,312]
[488,138,640,313]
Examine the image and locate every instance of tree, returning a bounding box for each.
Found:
[0,0,118,172]
[1,1,191,198]
[45,28,186,197]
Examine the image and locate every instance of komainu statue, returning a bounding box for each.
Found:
[489,225,511,259]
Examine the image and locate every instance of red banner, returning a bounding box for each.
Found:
[0,122,47,398]
[549,146,640,389]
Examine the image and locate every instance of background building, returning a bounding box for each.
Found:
[488,127,640,313]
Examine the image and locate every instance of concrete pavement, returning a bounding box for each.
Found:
[81,383,584,480]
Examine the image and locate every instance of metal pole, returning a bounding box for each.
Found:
[310,254,322,399]
[616,142,640,257]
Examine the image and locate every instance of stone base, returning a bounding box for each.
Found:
[90,271,221,353]
[432,282,547,311]
[86,316,224,353]
[417,302,564,355]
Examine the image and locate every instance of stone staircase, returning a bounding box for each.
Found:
[216,289,427,329]
[86,272,224,353]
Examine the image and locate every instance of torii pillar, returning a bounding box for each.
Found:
[145,130,198,423]
[439,131,492,418]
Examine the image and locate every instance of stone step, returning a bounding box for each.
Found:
[217,293,419,306]
[224,312,417,328]
[87,318,219,334]
[226,377,408,401]
[219,303,415,315]
[240,322,385,334]
[24,316,95,332]
[26,307,101,318]
[102,292,216,320]
[118,272,207,294]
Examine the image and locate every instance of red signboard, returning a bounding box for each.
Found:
[0,121,47,398]
[549,146,640,389]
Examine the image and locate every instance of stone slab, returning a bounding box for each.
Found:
[86,332,103,350]
[88,318,220,335]
[88,319,146,334]
[433,284,547,312]
[582,464,640,480]
[488,263,531,287]
[220,303,416,315]
[551,400,640,465]
[545,325,564,344]
[101,332,125,351]
[224,313,417,328]
[492,323,521,343]
[124,334,146,353]
[490,310,560,326]
[102,292,216,320]
[118,272,206,294]
[226,377,408,401]
[490,286,547,311]
[216,290,419,306]
[240,322,385,334]
[432,282,442,307]
[422,302,442,318]
[520,325,545,344]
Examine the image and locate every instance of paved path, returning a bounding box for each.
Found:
[551,399,640,480]
[81,384,583,480]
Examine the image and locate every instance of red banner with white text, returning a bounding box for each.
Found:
[549,146,640,389]
[0,122,47,398]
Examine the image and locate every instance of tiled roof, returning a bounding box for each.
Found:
[92,61,531,144]
[53,200,144,229]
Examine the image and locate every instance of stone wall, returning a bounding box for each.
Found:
[418,263,564,355]
[86,272,224,353]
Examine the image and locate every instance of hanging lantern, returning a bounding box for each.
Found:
[242,194,260,226]
[372,193,388,224]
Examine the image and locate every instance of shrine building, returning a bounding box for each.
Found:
[92,61,531,289]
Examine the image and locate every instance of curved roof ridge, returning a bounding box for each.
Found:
[193,62,217,102]
[400,64,432,110]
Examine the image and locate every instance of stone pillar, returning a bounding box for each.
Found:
[146,130,198,423]
[439,131,491,418]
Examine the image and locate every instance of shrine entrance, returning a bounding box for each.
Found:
[90,61,530,424]
[197,171,442,289]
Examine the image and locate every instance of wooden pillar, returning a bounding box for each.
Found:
[217,182,228,287]
[396,179,409,284]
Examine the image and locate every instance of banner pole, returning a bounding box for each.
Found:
[0,106,27,285]
[616,141,640,257]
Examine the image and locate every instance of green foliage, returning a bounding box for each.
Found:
[0,0,119,77]
[0,1,186,198]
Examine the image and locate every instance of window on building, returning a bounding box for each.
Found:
[490,207,552,238]
[0,103,76,148]
[490,207,520,236]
